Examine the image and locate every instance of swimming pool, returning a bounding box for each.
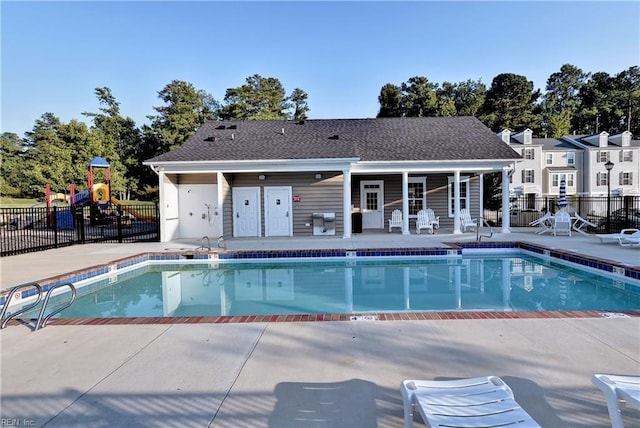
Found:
[24,253,640,319]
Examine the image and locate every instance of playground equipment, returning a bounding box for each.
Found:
[29,157,153,230]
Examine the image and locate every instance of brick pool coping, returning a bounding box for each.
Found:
[5,309,640,328]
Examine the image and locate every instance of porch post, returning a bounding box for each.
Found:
[158,168,169,242]
[343,168,352,239]
[478,173,484,225]
[501,167,511,233]
[453,171,462,234]
[402,171,410,235]
[216,172,224,239]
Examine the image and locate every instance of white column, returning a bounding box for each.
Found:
[158,169,167,242]
[343,169,352,239]
[402,172,410,234]
[501,167,511,233]
[453,171,462,234]
[217,172,224,239]
[478,173,484,225]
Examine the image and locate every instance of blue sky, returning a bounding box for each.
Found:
[2,1,639,136]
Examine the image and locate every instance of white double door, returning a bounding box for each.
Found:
[233,186,292,237]
[178,184,218,239]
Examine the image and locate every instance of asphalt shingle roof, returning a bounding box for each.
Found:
[146,117,521,163]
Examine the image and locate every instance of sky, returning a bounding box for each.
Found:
[2,1,639,136]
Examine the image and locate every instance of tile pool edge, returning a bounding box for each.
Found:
[2,241,639,307]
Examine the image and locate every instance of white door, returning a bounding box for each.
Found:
[360,180,384,229]
[232,187,261,237]
[178,184,218,238]
[265,186,292,237]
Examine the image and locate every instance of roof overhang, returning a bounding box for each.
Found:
[350,159,518,174]
[143,158,359,174]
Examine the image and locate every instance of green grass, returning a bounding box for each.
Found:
[0,197,40,208]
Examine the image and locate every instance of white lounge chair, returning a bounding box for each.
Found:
[415,209,434,235]
[425,208,440,230]
[388,209,403,233]
[530,212,553,235]
[596,229,640,244]
[592,374,640,428]
[459,208,477,232]
[553,211,572,236]
[619,235,640,247]
[401,376,540,428]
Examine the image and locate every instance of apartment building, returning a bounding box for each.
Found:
[500,129,639,200]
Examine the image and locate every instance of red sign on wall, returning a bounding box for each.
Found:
[292,195,301,202]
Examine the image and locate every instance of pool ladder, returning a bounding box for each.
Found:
[476,217,494,242]
[0,282,77,331]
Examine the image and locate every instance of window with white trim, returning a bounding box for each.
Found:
[552,173,574,187]
[523,148,535,160]
[620,171,633,186]
[596,172,609,186]
[447,176,469,217]
[566,152,575,166]
[598,151,609,163]
[545,153,553,165]
[521,169,535,183]
[408,177,426,217]
[621,150,633,162]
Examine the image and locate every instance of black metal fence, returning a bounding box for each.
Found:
[484,195,640,233]
[0,204,159,257]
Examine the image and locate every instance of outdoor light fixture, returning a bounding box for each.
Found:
[605,160,614,233]
[315,173,322,179]
[258,175,266,181]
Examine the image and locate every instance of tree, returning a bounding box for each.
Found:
[402,76,437,117]
[377,83,404,117]
[479,73,541,132]
[289,88,310,120]
[453,79,486,116]
[615,66,640,135]
[22,113,75,197]
[220,74,290,120]
[83,87,139,198]
[435,82,457,117]
[542,64,589,136]
[147,80,219,154]
[0,132,26,197]
[574,72,619,134]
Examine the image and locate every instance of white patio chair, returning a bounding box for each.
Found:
[415,209,434,235]
[388,209,403,233]
[401,376,541,428]
[459,208,477,232]
[425,208,440,230]
[552,211,572,236]
[619,235,640,247]
[572,213,597,236]
[529,212,553,235]
[592,374,640,428]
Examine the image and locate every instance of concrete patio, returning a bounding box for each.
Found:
[1,228,639,427]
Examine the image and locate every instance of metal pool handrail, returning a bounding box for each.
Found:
[35,283,77,331]
[0,282,43,329]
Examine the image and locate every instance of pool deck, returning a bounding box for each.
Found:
[1,228,639,427]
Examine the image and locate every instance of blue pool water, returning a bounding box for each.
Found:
[33,254,640,318]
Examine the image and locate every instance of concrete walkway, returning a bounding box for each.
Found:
[1,229,639,427]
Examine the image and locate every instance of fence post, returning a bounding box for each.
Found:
[53,206,58,248]
[116,205,123,243]
[75,206,85,243]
